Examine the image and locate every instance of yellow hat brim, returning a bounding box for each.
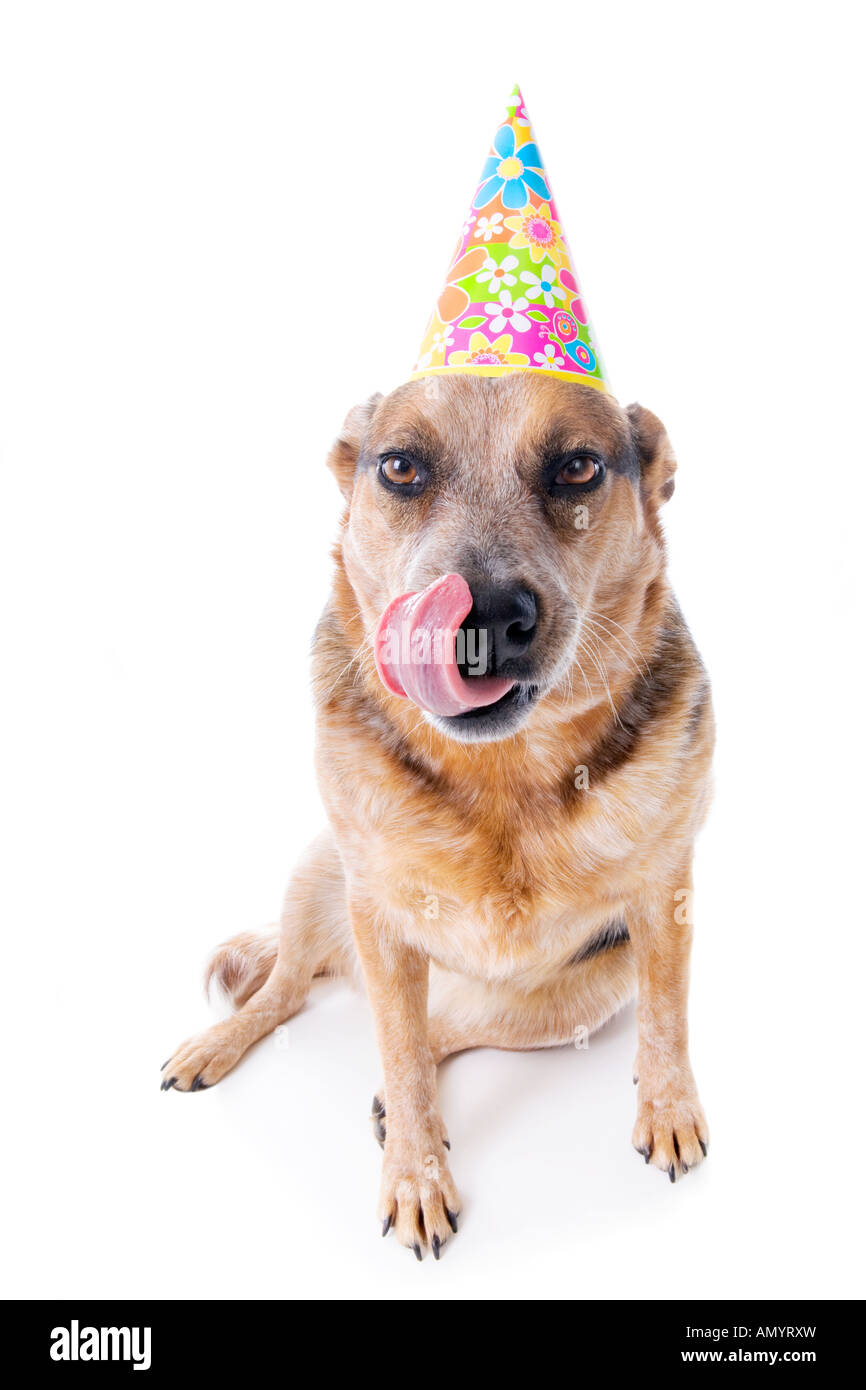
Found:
[407,365,610,392]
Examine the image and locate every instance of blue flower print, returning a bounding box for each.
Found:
[473,124,551,211]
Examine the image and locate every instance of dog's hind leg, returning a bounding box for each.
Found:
[161,830,353,1092]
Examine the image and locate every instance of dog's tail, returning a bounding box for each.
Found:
[205,929,280,1010]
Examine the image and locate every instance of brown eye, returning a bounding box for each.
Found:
[554,455,601,486]
[379,454,420,486]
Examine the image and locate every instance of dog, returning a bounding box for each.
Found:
[161,372,713,1259]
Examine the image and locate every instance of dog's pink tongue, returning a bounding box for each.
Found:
[374,573,514,718]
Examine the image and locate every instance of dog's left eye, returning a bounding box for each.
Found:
[553,455,604,488]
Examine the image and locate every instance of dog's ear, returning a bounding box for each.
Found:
[327,393,383,499]
[626,403,677,509]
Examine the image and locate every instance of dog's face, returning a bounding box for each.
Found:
[329,374,676,742]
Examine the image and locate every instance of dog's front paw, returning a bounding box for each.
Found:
[160,1020,245,1092]
[370,1090,452,1152]
[379,1134,461,1260]
[632,1060,709,1182]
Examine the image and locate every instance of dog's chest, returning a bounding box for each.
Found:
[376,799,632,980]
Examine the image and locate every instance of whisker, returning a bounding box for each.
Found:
[578,630,618,723]
[584,610,650,677]
[582,620,645,682]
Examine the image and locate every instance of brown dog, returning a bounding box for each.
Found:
[162,373,713,1259]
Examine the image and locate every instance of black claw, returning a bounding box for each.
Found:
[413,1243,422,1262]
[445,1208,459,1234]
[637,1144,651,1164]
[633,1074,638,1085]
[160,1076,177,1092]
[681,1162,689,1173]
[371,1095,386,1148]
[699,1139,708,1157]
[443,1139,450,1150]
[190,1075,209,1092]
[432,1234,442,1260]
[669,1163,676,1183]
[161,1058,171,1070]
[382,1214,392,1237]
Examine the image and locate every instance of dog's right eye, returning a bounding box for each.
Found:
[378,454,423,490]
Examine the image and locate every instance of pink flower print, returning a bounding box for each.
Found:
[483,290,531,335]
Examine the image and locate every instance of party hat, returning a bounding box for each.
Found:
[411,85,609,392]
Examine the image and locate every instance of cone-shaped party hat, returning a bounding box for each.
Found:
[411,85,609,392]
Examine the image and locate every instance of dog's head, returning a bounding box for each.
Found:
[328,374,676,742]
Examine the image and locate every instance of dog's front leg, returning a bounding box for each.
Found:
[630,862,709,1181]
[350,896,460,1258]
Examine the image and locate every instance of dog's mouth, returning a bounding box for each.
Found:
[437,680,540,737]
[374,574,517,719]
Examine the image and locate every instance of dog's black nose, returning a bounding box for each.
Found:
[461,584,538,675]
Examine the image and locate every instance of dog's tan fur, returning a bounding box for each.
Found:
[163,375,713,1258]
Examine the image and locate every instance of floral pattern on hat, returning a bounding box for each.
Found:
[412,85,608,391]
[474,123,551,210]
[449,331,529,367]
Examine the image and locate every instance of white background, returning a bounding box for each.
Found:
[2,0,864,1300]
